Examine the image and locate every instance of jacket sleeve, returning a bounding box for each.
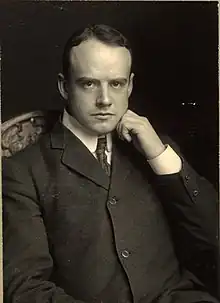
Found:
[151,138,219,296]
[3,156,86,303]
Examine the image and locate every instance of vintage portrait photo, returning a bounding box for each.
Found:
[1,1,219,303]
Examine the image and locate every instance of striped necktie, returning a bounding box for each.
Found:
[95,136,111,176]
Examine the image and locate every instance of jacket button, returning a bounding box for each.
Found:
[185,175,190,181]
[193,190,199,196]
[109,197,117,205]
[121,250,130,258]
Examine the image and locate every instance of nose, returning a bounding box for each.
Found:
[96,83,112,107]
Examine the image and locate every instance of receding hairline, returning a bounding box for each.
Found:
[62,24,133,79]
[67,37,132,73]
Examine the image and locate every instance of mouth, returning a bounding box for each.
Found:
[91,113,115,120]
[91,113,114,116]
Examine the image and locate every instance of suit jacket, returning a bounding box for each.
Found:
[3,121,219,303]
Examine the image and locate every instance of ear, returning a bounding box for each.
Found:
[128,72,134,97]
[57,73,68,100]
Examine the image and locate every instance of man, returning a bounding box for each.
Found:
[3,24,218,303]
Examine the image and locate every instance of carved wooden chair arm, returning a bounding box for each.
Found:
[1,110,60,157]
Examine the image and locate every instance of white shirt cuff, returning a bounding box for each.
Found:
[147,144,182,175]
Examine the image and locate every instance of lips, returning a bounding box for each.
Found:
[92,113,114,116]
[91,113,114,120]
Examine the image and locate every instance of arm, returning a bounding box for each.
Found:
[152,137,218,247]
[3,157,85,303]
[117,110,219,295]
[150,140,218,296]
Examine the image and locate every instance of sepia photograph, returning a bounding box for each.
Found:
[1,1,219,303]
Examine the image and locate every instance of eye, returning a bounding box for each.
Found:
[111,80,125,89]
[111,81,121,88]
[83,81,95,89]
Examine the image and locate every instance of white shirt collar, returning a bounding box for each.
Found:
[62,108,112,154]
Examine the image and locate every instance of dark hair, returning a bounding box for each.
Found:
[62,24,132,79]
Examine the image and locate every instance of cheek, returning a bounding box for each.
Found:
[75,101,92,118]
[71,90,94,113]
[113,86,130,99]
[113,92,129,108]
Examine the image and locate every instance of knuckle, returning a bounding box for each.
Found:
[141,116,148,122]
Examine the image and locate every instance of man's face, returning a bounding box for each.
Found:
[62,38,134,135]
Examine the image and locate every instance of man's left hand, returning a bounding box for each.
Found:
[116,110,166,160]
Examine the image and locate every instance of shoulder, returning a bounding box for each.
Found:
[2,131,53,181]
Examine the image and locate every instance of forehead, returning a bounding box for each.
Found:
[69,38,131,78]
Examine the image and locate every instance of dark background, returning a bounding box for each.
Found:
[0,1,218,187]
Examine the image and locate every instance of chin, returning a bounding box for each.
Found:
[92,124,117,136]
[94,128,114,136]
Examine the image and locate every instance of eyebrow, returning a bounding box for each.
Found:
[110,78,128,84]
[75,77,128,84]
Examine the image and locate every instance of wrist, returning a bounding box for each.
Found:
[144,141,166,160]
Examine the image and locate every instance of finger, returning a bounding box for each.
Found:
[116,122,132,142]
[116,121,123,139]
[121,120,142,136]
[120,114,147,127]
[125,109,140,118]
[121,126,132,142]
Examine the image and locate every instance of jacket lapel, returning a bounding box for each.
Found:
[50,121,110,190]
[109,137,134,199]
[109,135,154,199]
